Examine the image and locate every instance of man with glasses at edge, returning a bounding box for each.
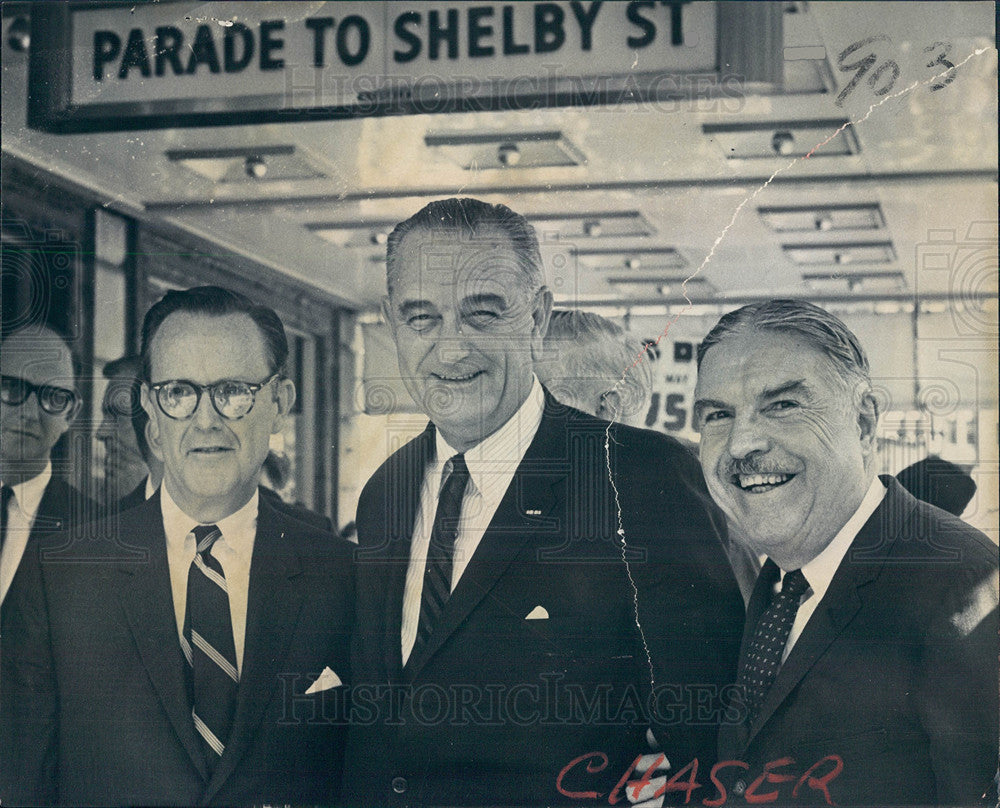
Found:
[0,324,93,611]
[2,286,354,806]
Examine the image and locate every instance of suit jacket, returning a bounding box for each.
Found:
[344,392,745,806]
[114,480,148,514]
[0,476,95,611]
[716,476,999,806]
[1,489,354,806]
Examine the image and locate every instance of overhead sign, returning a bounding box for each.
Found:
[28,1,782,132]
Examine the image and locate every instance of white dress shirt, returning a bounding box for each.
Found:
[776,476,887,662]
[161,484,257,674]
[0,462,52,604]
[401,377,546,664]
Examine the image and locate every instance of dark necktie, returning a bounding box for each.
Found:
[0,484,14,554]
[410,453,470,664]
[181,524,239,772]
[738,562,809,726]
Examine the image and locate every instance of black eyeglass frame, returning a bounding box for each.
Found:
[0,374,80,416]
[147,374,280,421]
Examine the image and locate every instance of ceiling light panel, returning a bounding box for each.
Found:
[703,120,859,159]
[305,220,397,248]
[759,204,885,232]
[424,130,585,169]
[574,247,687,271]
[165,145,328,183]
[530,211,655,240]
[803,271,907,293]
[605,276,716,297]
[783,241,896,266]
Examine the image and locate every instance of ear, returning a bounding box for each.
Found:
[381,296,395,333]
[140,384,165,462]
[857,389,879,455]
[528,286,554,363]
[597,389,622,423]
[271,377,296,434]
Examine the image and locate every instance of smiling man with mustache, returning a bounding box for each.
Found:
[692,299,998,806]
[2,286,354,806]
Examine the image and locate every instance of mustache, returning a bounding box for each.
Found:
[724,456,788,476]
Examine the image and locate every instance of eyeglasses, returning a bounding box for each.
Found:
[1,374,80,416]
[148,375,279,421]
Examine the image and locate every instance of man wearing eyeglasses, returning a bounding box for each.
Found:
[0,325,92,608]
[2,287,354,806]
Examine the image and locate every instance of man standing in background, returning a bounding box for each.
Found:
[97,354,163,511]
[0,325,92,608]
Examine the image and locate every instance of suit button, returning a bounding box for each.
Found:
[733,779,746,796]
[392,776,407,794]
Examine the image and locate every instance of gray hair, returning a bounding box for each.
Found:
[385,197,544,296]
[697,299,873,398]
[539,309,653,421]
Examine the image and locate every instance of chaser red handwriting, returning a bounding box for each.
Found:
[556,752,844,806]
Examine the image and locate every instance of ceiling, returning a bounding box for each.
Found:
[1,1,997,315]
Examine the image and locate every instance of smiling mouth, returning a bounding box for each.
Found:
[732,473,794,492]
[433,370,484,383]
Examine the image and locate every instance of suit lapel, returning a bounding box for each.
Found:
[374,426,435,682]
[404,403,565,681]
[204,496,305,800]
[116,492,208,780]
[743,484,902,750]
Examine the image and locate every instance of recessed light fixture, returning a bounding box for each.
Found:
[771,131,796,155]
[244,155,267,179]
[497,143,521,167]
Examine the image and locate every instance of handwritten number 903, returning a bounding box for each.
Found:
[835,35,899,107]
[835,36,958,106]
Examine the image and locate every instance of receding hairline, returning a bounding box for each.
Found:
[1,325,77,378]
[386,222,539,297]
[146,310,272,371]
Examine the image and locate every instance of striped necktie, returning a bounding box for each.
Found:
[181,524,239,772]
[409,453,470,666]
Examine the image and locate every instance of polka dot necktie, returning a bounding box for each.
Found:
[738,562,809,727]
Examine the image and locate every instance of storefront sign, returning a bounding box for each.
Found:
[28,1,782,131]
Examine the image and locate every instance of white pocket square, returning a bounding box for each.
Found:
[305,667,343,694]
[525,605,549,620]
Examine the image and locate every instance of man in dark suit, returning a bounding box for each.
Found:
[1,325,93,610]
[2,286,353,806]
[691,299,998,806]
[344,198,744,806]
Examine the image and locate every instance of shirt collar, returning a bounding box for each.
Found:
[795,476,887,600]
[3,461,53,522]
[160,482,258,562]
[433,376,546,504]
[144,476,158,500]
